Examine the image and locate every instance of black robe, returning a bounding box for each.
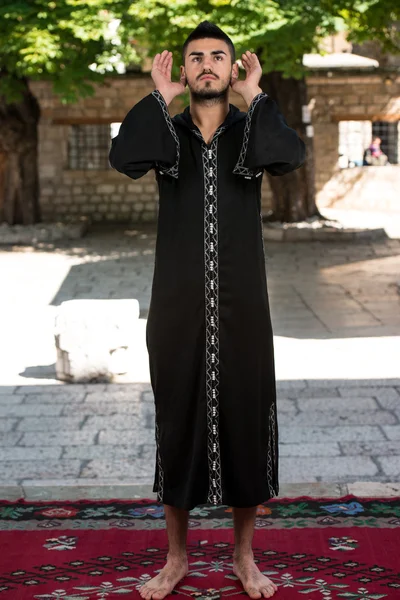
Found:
[109,89,306,511]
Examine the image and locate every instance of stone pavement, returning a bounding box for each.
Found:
[0,222,399,498]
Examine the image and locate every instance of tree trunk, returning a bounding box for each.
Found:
[0,75,41,224]
[259,69,325,222]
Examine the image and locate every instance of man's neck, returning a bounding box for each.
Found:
[189,96,230,131]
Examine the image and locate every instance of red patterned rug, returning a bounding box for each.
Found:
[0,494,399,599]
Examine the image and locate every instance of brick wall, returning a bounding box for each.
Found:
[30,70,400,223]
[307,73,400,207]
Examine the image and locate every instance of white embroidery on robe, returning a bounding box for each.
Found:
[233,91,268,179]
[151,89,180,178]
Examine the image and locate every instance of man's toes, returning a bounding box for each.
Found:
[247,588,262,600]
[152,590,169,600]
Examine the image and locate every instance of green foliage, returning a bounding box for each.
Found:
[120,0,399,80]
[0,0,398,103]
[0,0,135,102]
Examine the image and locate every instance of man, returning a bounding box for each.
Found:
[109,21,305,600]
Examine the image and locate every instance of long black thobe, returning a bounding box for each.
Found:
[109,89,306,511]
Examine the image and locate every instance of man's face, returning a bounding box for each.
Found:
[181,38,237,100]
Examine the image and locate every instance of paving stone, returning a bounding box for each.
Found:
[63,444,141,460]
[61,402,140,417]
[1,447,62,460]
[0,419,18,432]
[376,396,400,410]
[284,388,340,399]
[16,416,83,431]
[98,429,154,445]
[1,229,400,489]
[0,387,17,395]
[23,392,87,403]
[279,442,341,457]
[374,456,400,478]
[276,399,297,412]
[310,379,400,387]
[104,383,151,394]
[278,410,397,426]
[0,486,23,500]
[338,386,400,398]
[18,431,97,446]
[279,482,346,498]
[142,391,155,403]
[84,390,142,403]
[347,482,400,497]
[275,381,308,391]
[381,425,400,440]
[0,432,23,446]
[0,395,24,405]
[138,444,156,461]
[15,385,88,395]
[280,425,386,443]
[80,458,154,478]
[279,456,378,482]
[82,415,146,430]
[296,397,379,411]
[0,460,81,479]
[21,482,157,501]
[0,404,63,417]
[340,441,400,456]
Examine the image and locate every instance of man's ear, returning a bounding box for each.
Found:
[230,62,239,86]
[180,65,187,86]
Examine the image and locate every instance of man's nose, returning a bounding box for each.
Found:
[202,57,214,71]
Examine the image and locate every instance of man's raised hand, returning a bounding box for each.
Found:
[151,50,186,105]
[230,51,263,107]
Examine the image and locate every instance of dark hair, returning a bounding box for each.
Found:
[182,21,236,65]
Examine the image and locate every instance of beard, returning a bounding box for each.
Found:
[189,78,230,105]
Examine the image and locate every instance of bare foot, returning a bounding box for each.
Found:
[139,554,189,599]
[233,553,278,599]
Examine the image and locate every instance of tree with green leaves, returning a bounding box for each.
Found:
[1,0,398,224]
[0,0,135,224]
[119,0,399,221]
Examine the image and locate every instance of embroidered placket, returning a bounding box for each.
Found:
[194,126,225,504]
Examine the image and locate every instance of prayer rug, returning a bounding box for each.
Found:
[0,493,399,599]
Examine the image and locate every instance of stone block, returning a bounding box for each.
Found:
[19,431,96,446]
[281,425,386,443]
[0,460,81,480]
[96,185,116,194]
[54,299,141,383]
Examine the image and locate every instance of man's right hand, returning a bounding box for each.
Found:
[151,50,186,106]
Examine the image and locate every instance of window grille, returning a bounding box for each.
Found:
[68,123,121,170]
[338,120,399,168]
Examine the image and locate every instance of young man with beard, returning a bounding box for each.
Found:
[110,21,305,600]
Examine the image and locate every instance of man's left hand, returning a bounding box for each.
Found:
[230,51,263,106]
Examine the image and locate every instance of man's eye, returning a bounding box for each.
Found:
[215,56,222,60]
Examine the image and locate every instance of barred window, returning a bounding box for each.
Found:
[338,120,399,168]
[68,123,122,169]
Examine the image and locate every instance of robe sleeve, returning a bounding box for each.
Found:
[233,91,306,179]
[109,89,180,179]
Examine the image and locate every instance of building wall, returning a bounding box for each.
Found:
[30,71,400,223]
[308,73,400,207]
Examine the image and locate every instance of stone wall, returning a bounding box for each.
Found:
[307,72,400,208]
[30,70,400,223]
